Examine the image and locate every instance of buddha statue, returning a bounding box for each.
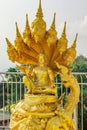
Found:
[6,0,80,130]
[17,52,57,95]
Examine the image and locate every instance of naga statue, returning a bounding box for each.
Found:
[6,0,80,130]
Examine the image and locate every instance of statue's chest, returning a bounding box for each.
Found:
[35,68,48,78]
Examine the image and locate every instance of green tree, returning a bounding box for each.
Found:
[74,55,87,64]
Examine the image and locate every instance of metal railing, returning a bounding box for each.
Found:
[0,72,87,130]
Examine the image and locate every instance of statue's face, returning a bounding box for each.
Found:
[38,54,46,65]
[32,19,46,43]
[32,26,46,43]
[59,46,67,55]
[63,54,74,66]
[57,38,67,54]
[47,34,57,46]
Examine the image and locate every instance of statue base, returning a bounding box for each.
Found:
[10,94,75,130]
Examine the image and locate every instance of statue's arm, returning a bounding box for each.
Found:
[48,68,55,87]
[30,68,36,79]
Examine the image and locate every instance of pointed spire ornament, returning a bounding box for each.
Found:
[6,38,13,48]
[15,22,24,51]
[15,22,21,38]
[36,0,43,18]
[71,33,78,48]
[47,13,57,34]
[6,37,18,62]
[46,13,57,46]
[50,13,56,30]
[23,14,31,38]
[25,14,30,31]
[61,22,66,38]
[57,22,68,55]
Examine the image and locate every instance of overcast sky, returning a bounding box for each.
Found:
[0,0,87,71]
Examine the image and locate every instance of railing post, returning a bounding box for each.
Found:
[74,105,78,130]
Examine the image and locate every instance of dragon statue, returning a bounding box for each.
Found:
[6,0,80,130]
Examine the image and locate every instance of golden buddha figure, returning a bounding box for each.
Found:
[32,52,55,88]
[17,51,57,94]
[6,0,80,130]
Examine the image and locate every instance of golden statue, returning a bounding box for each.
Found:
[6,0,80,130]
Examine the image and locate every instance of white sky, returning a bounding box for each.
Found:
[0,0,87,71]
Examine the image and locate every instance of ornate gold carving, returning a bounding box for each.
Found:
[6,0,80,130]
